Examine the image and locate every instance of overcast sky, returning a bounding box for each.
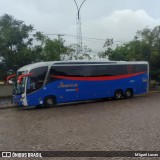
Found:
[1,0,160,52]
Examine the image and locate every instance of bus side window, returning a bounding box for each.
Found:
[30,80,36,90]
[127,65,133,74]
[136,64,147,73]
[27,78,36,90]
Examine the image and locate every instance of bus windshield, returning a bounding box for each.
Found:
[26,66,48,94]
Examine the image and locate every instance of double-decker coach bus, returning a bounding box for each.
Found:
[8,61,149,107]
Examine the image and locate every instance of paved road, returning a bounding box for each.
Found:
[0,97,15,109]
[0,93,160,159]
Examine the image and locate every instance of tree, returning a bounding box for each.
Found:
[0,15,72,80]
[99,26,160,81]
[43,38,69,61]
[33,32,93,61]
[98,38,114,60]
[0,14,34,79]
[68,44,92,60]
[33,33,71,61]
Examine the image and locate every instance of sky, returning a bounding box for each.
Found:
[1,0,160,53]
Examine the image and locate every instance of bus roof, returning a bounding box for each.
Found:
[18,62,53,72]
[17,60,148,72]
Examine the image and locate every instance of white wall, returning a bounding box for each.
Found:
[0,85,13,97]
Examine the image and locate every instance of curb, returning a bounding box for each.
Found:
[0,105,17,109]
[0,96,12,99]
[148,90,160,94]
[135,91,160,97]
[0,97,17,109]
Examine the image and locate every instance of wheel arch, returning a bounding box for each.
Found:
[125,88,134,99]
[114,89,124,100]
[43,95,57,107]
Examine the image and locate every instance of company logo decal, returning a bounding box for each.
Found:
[57,82,78,88]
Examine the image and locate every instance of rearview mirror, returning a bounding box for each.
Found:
[6,74,16,84]
[17,73,33,84]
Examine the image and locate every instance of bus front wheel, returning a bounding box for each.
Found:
[125,89,133,99]
[114,90,123,100]
[44,96,56,107]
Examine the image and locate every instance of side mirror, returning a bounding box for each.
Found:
[6,74,16,84]
[8,80,13,84]
[17,73,33,84]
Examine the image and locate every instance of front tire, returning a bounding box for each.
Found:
[44,96,56,107]
[114,90,123,100]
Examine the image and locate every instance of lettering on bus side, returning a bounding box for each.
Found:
[57,82,78,88]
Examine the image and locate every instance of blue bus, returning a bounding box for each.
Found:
[9,61,149,107]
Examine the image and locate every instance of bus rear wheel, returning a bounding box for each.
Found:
[125,89,133,99]
[44,96,56,107]
[114,90,123,100]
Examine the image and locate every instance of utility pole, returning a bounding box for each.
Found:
[57,34,65,41]
[73,0,86,59]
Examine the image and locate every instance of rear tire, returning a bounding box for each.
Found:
[44,96,56,107]
[114,90,123,100]
[125,89,133,99]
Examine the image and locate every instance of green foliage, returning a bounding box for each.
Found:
[65,44,92,60]
[0,14,75,81]
[43,38,69,61]
[33,33,72,61]
[3,13,160,83]
[99,26,160,81]
[0,13,93,81]
[0,14,34,79]
[0,62,6,81]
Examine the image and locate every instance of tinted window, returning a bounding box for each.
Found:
[127,65,134,74]
[135,64,148,72]
[27,66,48,94]
[47,64,148,83]
[127,64,148,74]
[47,66,85,83]
[84,64,147,76]
[108,65,127,75]
[49,66,85,77]
[85,65,128,76]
